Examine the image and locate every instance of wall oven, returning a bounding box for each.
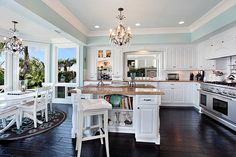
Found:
[211,94,236,124]
[200,90,236,124]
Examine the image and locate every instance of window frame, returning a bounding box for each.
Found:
[52,43,80,103]
[17,42,50,85]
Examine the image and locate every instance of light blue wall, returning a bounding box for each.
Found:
[87,33,191,46]
[79,46,84,86]
[49,44,53,83]
[192,5,236,42]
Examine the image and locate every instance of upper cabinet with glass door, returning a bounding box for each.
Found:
[96,49,113,80]
[97,49,112,59]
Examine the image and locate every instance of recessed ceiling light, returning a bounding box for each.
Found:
[178,21,185,25]
[135,23,141,26]
[94,25,100,28]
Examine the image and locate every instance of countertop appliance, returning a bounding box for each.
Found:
[200,81,236,131]
[167,73,179,80]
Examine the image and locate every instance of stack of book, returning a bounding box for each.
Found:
[104,95,133,110]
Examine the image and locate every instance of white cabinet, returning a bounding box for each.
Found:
[172,87,185,103]
[135,95,160,144]
[198,41,216,70]
[112,49,123,80]
[206,27,236,59]
[159,82,194,106]
[164,46,198,70]
[86,47,114,80]
[86,47,97,80]
[86,46,125,81]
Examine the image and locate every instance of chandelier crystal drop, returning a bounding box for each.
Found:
[3,21,24,53]
[109,8,132,46]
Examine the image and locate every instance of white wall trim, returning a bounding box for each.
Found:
[189,0,236,32]
[42,0,89,35]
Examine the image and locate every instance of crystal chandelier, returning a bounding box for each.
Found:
[109,8,132,46]
[3,21,24,53]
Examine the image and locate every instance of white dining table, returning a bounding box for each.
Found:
[0,90,36,106]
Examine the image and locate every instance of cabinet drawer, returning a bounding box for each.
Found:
[138,95,158,104]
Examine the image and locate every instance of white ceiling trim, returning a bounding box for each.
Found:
[41,0,236,37]
[88,27,190,37]
[41,0,89,35]
[189,0,236,32]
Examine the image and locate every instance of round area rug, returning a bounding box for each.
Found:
[0,110,66,140]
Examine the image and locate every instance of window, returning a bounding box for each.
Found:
[0,52,5,92]
[19,45,47,89]
[57,48,77,83]
[53,43,79,103]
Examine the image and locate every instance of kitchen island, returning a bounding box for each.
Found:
[70,84,164,144]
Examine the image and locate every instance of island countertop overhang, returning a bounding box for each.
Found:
[69,85,164,95]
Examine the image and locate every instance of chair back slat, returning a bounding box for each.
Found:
[33,87,48,109]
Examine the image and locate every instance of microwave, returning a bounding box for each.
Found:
[167,73,179,80]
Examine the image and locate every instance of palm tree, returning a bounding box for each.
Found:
[58,58,76,82]
[25,57,45,88]
[19,46,30,80]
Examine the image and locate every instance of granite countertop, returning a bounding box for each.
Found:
[84,80,201,83]
[69,84,164,95]
[84,84,155,88]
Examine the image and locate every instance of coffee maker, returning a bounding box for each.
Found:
[196,70,205,81]
[199,70,205,81]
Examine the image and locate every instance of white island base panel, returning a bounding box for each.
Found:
[71,93,161,145]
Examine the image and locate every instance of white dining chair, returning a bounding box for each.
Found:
[42,83,53,112]
[75,89,112,157]
[19,87,49,128]
[0,100,20,133]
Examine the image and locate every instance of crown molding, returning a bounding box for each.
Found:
[189,0,236,32]
[41,0,236,38]
[88,27,190,37]
[41,0,89,35]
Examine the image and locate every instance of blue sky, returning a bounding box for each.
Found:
[58,48,76,60]
[19,47,76,61]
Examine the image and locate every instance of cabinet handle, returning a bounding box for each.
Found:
[143,99,151,101]
[137,107,140,109]
[171,88,174,89]
[211,45,213,46]
[222,41,224,43]
[170,84,174,85]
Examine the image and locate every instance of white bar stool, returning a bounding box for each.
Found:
[75,89,112,157]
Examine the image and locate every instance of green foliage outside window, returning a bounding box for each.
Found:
[58,58,76,83]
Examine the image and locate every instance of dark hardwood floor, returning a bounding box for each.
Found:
[0,104,236,157]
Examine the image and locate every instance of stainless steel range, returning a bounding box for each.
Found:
[201,82,236,98]
[200,82,236,131]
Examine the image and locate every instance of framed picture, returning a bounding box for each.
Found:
[98,50,103,58]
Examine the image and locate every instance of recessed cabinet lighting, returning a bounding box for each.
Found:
[135,23,141,26]
[178,21,185,25]
[94,25,100,28]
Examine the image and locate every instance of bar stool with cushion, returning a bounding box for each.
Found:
[75,89,112,157]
